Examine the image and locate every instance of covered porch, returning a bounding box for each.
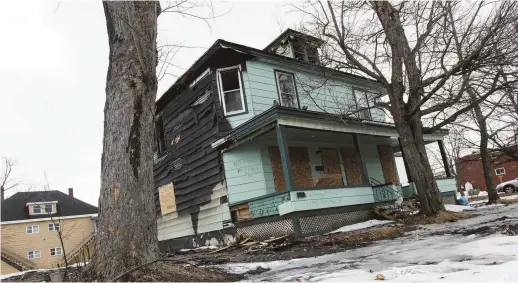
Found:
[214,106,455,237]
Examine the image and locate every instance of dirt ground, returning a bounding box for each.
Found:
[5,205,513,282]
[4,263,244,282]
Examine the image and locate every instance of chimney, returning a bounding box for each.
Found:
[68,188,74,198]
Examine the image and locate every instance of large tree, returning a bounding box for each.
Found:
[88,1,161,280]
[296,1,517,215]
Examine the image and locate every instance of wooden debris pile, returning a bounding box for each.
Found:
[373,199,421,220]
[209,235,294,254]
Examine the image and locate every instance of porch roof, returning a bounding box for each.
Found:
[212,106,448,150]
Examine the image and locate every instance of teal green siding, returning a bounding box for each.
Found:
[223,144,268,204]
[279,187,375,215]
[357,136,388,183]
[436,178,456,192]
[248,193,289,218]
[245,60,386,124]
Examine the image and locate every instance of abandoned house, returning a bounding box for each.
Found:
[153,29,456,250]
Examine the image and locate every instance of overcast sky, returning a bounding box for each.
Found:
[0,0,306,205]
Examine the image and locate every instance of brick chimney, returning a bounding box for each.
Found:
[68,188,74,198]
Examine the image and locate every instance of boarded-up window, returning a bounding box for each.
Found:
[341,147,363,185]
[378,145,398,184]
[269,146,312,191]
[158,183,176,215]
[230,204,251,222]
[315,148,344,187]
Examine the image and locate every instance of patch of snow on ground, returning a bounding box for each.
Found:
[445,204,474,212]
[468,194,518,205]
[503,194,518,200]
[223,203,518,282]
[326,219,394,235]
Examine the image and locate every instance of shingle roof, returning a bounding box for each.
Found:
[1,190,98,222]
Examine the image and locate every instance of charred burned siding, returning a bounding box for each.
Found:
[154,72,225,223]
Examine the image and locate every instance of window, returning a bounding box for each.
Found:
[44,204,53,213]
[217,66,245,115]
[353,89,372,120]
[495,168,505,175]
[275,71,299,108]
[32,204,53,215]
[155,117,165,155]
[32,205,42,214]
[50,247,62,256]
[26,225,39,234]
[48,223,60,231]
[28,250,41,259]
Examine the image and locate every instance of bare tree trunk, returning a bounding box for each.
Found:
[475,107,500,203]
[397,115,445,215]
[88,1,160,281]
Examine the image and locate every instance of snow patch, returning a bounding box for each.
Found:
[326,220,394,235]
[445,204,474,212]
[222,204,518,282]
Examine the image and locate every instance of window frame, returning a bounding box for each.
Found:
[48,223,60,232]
[26,225,39,234]
[28,250,41,259]
[352,88,373,121]
[32,205,42,214]
[155,116,166,156]
[44,204,53,214]
[50,247,62,256]
[216,65,247,116]
[495,168,505,176]
[274,70,300,109]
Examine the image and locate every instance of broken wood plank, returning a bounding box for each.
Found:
[208,244,237,254]
[264,235,287,243]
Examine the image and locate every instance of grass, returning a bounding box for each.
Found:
[403,211,472,225]
[498,198,518,205]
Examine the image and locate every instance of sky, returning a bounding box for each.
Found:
[0,0,304,205]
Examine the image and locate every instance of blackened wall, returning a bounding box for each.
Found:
[153,72,226,233]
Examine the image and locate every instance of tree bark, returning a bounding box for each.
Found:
[372,1,445,215]
[88,1,160,281]
[396,113,445,215]
[473,103,500,203]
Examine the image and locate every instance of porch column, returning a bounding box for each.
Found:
[353,134,369,184]
[398,137,413,182]
[437,139,452,177]
[276,124,294,190]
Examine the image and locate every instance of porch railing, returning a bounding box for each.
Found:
[1,246,36,271]
[370,177,403,205]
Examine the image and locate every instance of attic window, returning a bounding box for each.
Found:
[31,203,54,215]
[217,66,246,116]
[292,40,319,64]
[275,71,299,108]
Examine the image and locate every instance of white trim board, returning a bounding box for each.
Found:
[1,214,98,225]
[26,201,58,206]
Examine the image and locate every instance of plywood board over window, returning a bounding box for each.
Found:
[269,146,312,191]
[378,145,398,184]
[316,148,344,187]
[341,147,363,185]
[158,183,176,215]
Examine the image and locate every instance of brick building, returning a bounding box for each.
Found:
[456,151,518,191]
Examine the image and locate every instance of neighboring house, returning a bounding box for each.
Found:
[456,149,518,191]
[153,29,456,250]
[0,189,97,275]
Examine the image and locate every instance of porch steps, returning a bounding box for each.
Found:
[58,233,95,267]
[1,246,36,271]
